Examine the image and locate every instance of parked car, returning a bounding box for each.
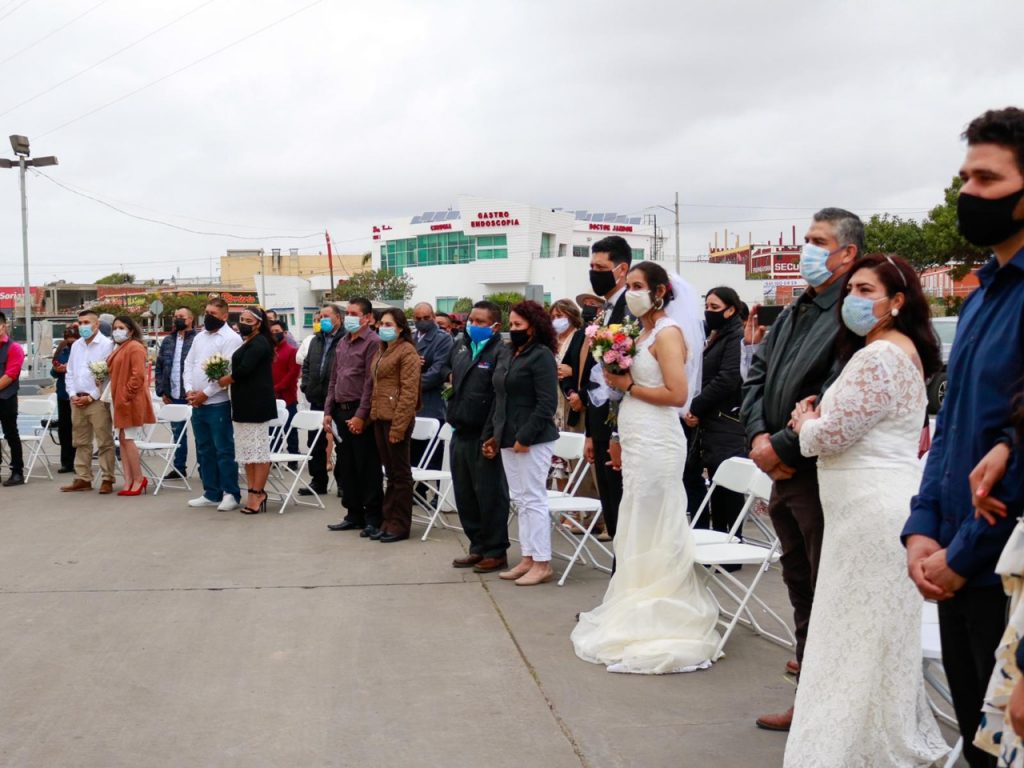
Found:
[928,316,958,414]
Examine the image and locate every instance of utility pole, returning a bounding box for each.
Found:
[0,136,57,369]
[674,190,681,275]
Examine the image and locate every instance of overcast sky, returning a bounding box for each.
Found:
[0,0,1020,286]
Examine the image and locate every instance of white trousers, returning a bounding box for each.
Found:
[502,441,555,562]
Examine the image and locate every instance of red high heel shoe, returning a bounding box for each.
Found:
[118,478,149,497]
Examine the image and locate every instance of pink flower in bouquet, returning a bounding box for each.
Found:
[618,356,633,369]
[603,350,617,365]
[585,324,600,339]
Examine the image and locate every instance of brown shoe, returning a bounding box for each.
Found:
[452,554,484,569]
[98,480,114,495]
[755,706,794,731]
[60,479,92,492]
[786,659,800,676]
[472,557,508,574]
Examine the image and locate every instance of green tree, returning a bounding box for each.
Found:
[863,214,928,269]
[332,269,415,302]
[452,297,474,314]
[95,272,135,285]
[484,291,525,324]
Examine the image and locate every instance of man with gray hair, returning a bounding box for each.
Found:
[741,207,863,731]
[411,301,453,474]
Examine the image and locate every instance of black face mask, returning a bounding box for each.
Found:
[238,323,255,337]
[704,309,729,332]
[509,329,531,349]
[581,306,598,323]
[589,269,618,297]
[415,319,435,335]
[173,317,187,331]
[273,332,285,344]
[203,315,225,333]
[957,188,1024,247]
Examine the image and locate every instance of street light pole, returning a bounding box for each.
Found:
[645,194,681,274]
[1,135,57,369]
[674,191,680,275]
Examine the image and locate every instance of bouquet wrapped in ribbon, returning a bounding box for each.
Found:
[585,320,641,374]
[202,354,231,382]
[88,360,109,380]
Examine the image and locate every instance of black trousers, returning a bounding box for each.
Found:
[938,586,1008,768]
[450,432,510,558]
[307,401,341,492]
[767,469,824,664]
[57,396,75,469]
[374,420,412,537]
[0,396,22,474]
[685,425,746,534]
[591,437,623,538]
[333,403,383,528]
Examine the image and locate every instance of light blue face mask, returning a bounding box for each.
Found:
[379,326,397,342]
[841,295,885,337]
[343,316,360,334]
[800,243,837,288]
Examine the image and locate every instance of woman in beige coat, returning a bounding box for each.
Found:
[108,315,155,496]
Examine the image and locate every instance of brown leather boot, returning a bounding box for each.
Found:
[472,557,508,574]
[98,480,114,495]
[452,554,483,568]
[60,479,92,492]
[755,706,794,731]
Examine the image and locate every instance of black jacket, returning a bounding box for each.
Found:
[230,334,277,423]
[300,330,342,406]
[446,334,509,438]
[740,280,844,468]
[689,316,744,435]
[484,341,559,449]
[583,291,634,442]
[558,328,589,428]
[416,325,454,422]
[154,330,196,398]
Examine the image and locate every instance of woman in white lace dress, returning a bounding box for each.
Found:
[786,254,948,767]
[571,261,720,674]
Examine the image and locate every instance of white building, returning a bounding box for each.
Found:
[373,196,760,311]
[255,274,333,340]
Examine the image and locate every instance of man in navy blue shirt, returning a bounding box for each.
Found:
[903,107,1024,768]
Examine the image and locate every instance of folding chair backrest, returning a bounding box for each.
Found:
[712,457,759,495]
[551,432,586,462]
[289,409,325,432]
[157,403,191,423]
[747,468,773,503]
[18,398,56,417]
[412,417,440,443]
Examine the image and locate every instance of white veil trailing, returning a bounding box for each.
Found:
[665,272,705,415]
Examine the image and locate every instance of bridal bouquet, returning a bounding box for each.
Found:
[585,320,641,375]
[88,360,109,380]
[202,354,231,382]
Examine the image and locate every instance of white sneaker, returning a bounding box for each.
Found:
[217,493,239,511]
[188,495,220,508]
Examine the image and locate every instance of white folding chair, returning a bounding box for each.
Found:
[543,432,611,586]
[267,402,289,453]
[922,601,963,768]
[136,403,193,495]
[266,409,324,514]
[691,458,776,547]
[416,423,460,541]
[694,469,795,657]
[18,395,58,482]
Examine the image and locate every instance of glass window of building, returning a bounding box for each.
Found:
[436,296,458,313]
[477,234,508,260]
[539,233,554,259]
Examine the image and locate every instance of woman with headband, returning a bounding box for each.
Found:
[218,305,278,514]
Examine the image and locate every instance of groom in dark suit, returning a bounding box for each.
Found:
[583,236,635,541]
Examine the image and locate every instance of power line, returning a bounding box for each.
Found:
[0,0,219,120]
[31,172,323,233]
[0,0,35,24]
[38,0,328,138]
[0,0,111,68]
[31,169,325,240]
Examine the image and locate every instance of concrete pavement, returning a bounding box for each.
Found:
[0,476,954,767]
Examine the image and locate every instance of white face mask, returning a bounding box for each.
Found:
[112,329,129,344]
[625,289,654,317]
[551,317,570,334]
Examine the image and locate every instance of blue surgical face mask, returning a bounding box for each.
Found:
[319,317,334,334]
[79,325,94,339]
[379,326,397,342]
[343,316,361,334]
[841,294,885,337]
[466,324,494,343]
[800,243,836,288]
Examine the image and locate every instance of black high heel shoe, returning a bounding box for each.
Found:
[240,488,268,515]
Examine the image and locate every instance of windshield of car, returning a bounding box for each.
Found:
[932,320,958,345]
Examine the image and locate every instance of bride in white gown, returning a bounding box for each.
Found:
[572,261,720,674]
[785,254,948,767]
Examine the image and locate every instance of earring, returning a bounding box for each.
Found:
[654,297,664,310]
[891,308,899,317]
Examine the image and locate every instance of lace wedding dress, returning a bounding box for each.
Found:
[784,340,948,767]
[571,317,721,674]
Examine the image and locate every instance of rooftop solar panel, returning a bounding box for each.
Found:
[410,216,422,224]
[447,210,460,220]
[421,212,436,222]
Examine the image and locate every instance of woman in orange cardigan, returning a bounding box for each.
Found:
[370,308,422,542]
[108,315,156,496]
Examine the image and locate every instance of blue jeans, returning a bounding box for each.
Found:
[191,401,239,502]
[168,396,189,473]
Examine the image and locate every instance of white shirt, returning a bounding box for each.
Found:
[296,333,315,366]
[588,286,629,408]
[182,325,243,404]
[66,333,114,399]
[170,334,185,399]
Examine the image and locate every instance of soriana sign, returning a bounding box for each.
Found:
[0,287,39,308]
[470,211,520,229]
